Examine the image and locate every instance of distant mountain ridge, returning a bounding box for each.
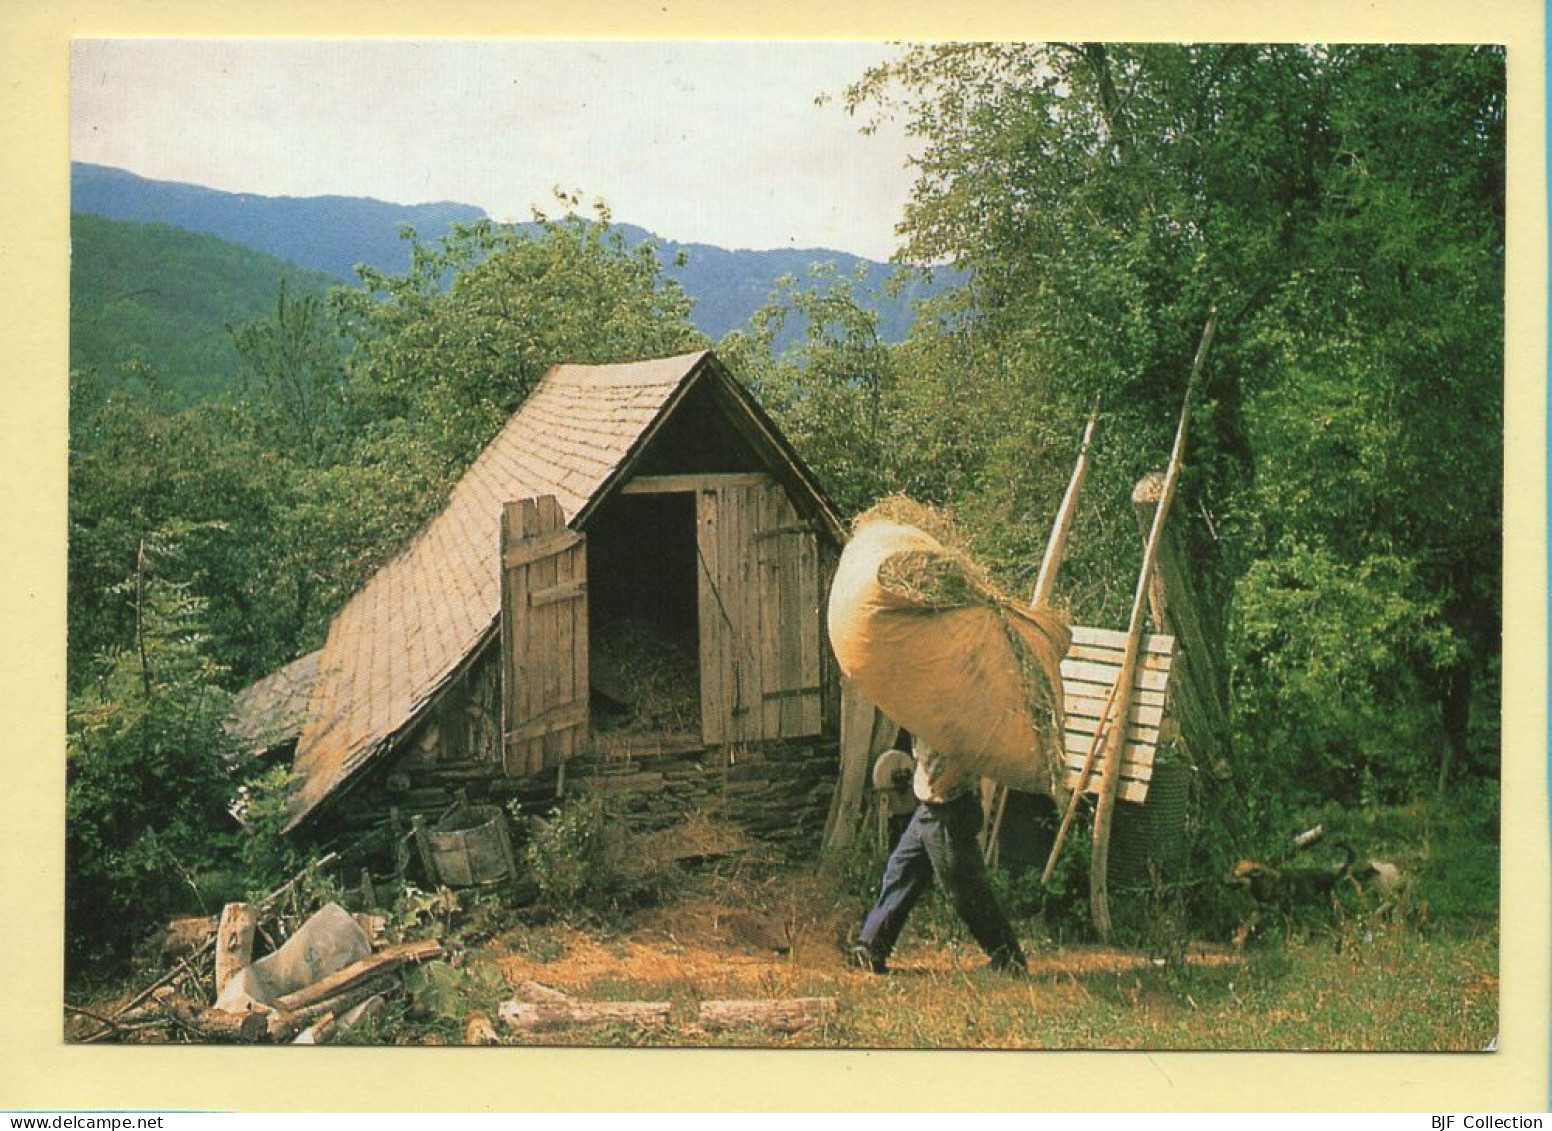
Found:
[72,162,485,283]
[70,162,952,343]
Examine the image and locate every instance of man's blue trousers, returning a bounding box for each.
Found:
[856,791,1025,966]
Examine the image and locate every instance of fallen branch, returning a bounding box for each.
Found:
[270,939,443,1014]
[257,852,341,914]
[697,997,837,1033]
[79,945,216,1043]
[65,1002,123,1028]
[157,996,269,1043]
[266,975,399,1043]
[498,999,671,1032]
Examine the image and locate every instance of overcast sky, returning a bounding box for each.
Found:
[70,40,920,261]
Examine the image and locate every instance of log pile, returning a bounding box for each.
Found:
[69,858,443,1046]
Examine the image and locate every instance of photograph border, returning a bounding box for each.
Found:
[3,0,1546,1112]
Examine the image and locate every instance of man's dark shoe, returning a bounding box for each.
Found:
[850,944,887,975]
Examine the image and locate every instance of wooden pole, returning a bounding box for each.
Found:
[1040,672,1124,885]
[1090,310,1216,940]
[1031,403,1100,608]
[984,407,1101,867]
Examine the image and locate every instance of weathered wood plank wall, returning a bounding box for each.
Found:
[502,496,589,776]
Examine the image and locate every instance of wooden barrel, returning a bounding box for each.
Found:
[425,805,519,888]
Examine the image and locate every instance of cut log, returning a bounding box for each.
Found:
[161,916,218,962]
[697,997,837,1033]
[214,903,257,996]
[270,939,443,1014]
[292,1013,338,1045]
[265,976,399,1043]
[498,999,671,1031]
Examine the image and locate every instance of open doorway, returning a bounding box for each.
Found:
[585,491,702,739]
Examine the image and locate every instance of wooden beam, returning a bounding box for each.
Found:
[529,579,587,607]
[1091,308,1217,941]
[620,472,773,494]
[504,699,588,744]
[502,529,582,571]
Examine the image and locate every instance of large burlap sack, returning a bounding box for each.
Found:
[213,902,371,1014]
[827,513,1071,800]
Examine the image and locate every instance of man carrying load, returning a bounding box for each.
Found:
[851,738,1027,976]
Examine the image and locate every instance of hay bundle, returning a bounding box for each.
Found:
[828,497,1072,799]
[591,618,701,734]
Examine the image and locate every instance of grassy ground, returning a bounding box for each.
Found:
[467,896,1496,1051]
[70,800,1499,1052]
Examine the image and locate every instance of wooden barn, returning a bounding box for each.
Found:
[235,351,847,857]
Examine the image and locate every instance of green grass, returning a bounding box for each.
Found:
[469,919,1495,1051]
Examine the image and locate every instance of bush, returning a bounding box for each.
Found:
[66,530,240,975]
[236,764,304,898]
[520,793,684,919]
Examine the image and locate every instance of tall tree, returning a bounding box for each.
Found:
[845,43,1503,805]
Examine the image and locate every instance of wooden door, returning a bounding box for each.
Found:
[501,495,588,776]
[696,480,822,745]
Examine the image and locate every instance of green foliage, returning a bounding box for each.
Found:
[229,281,350,466]
[521,794,619,915]
[1232,542,1462,804]
[65,528,242,973]
[392,884,463,941]
[235,764,304,897]
[401,958,508,1024]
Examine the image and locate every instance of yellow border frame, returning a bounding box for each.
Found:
[3,1,1544,1111]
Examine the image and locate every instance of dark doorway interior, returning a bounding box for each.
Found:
[586,492,702,736]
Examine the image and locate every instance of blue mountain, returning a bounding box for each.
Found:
[70,162,952,345]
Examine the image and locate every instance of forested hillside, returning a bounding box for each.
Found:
[70,214,339,406]
[73,162,485,281]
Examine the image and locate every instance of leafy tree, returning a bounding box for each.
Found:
[229,280,350,466]
[332,205,706,473]
[66,528,241,972]
[720,267,904,515]
[844,43,1503,808]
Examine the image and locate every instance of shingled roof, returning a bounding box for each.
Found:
[229,649,320,757]
[286,350,724,830]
